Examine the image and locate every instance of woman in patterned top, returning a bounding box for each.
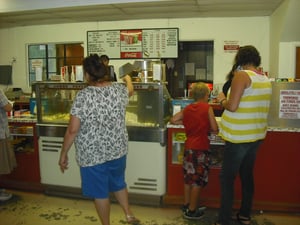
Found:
[214,46,272,225]
[0,89,16,201]
[59,54,139,225]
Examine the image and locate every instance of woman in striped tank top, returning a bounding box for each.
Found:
[213,46,272,225]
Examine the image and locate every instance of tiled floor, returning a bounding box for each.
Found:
[0,189,300,225]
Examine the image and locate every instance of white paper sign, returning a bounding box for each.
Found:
[35,67,42,81]
[279,89,300,119]
[75,65,84,81]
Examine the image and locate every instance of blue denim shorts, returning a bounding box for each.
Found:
[80,155,127,199]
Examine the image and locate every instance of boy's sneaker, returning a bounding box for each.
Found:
[0,191,12,201]
[181,204,206,214]
[197,205,207,211]
[183,209,204,220]
[181,204,188,213]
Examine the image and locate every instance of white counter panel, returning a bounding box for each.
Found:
[39,136,81,188]
[39,137,166,197]
[126,141,166,196]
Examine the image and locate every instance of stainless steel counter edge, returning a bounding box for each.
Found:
[37,124,67,137]
[8,117,37,123]
[37,124,167,146]
[166,124,300,132]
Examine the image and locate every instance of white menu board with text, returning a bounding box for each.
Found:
[87,28,178,59]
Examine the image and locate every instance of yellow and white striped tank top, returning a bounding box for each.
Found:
[219,70,272,143]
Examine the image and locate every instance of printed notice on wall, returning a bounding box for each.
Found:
[87,28,178,59]
[279,90,300,119]
[223,40,239,53]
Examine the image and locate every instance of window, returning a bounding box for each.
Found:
[28,43,84,85]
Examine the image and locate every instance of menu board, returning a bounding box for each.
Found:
[87,28,178,59]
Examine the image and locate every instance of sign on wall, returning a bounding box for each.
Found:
[223,40,240,53]
[87,28,178,59]
[279,89,300,119]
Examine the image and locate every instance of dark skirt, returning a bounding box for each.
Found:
[0,138,17,175]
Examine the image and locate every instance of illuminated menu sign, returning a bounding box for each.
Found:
[87,28,178,59]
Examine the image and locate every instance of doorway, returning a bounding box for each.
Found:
[296,47,300,79]
[163,41,214,98]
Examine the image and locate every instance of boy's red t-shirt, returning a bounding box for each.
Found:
[182,102,210,150]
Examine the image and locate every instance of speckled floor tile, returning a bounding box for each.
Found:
[0,190,299,225]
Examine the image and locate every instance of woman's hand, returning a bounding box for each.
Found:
[217,92,226,104]
[58,151,69,173]
[123,75,134,96]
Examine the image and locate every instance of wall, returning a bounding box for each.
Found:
[278,42,300,78]
[270,0,300,78]
[0,17,270,93]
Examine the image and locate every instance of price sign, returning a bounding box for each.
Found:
[87,28,178,59]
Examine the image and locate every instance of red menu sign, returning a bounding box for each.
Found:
[120,29,143,58]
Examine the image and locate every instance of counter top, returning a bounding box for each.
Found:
[267,126,300,132]
[167,124,300,133]
[8,115,37,123]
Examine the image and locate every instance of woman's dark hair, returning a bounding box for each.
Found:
[226,63,238,81]
[234,45,261,67]
[222,64,238,96]
[83,54,110,82]
[100,54,110,62]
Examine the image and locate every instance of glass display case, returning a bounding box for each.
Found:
[166,125,224,196]
[34,82,87,125]
[34,81,171,142]
[33,81,172,197]
[126,82,172,145]
[126,82,171,127]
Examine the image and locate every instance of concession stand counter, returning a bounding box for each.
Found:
[164,81,300,212]
[35,82,86,196]
[34,81,172,203]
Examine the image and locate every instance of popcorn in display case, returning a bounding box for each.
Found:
[126,82,171,127]
[34,82,87,125]
[125,82,172,146]
[34,81,172,143]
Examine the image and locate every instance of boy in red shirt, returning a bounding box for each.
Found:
[170,82,218,220]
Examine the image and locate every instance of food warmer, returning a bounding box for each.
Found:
[125,82,171,199]
[34,81,172,200]
[34,82,87,193]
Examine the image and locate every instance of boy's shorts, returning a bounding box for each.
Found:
[80,155,127,199]
[183,149,211,187]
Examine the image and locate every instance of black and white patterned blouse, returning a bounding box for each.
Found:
[0,89,10,139]
[71,82,129,167]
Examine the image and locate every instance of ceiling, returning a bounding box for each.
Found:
[0,0,284,29]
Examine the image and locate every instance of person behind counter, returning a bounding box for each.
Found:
[170,82,218,220]
[100,54,117,82]
[0,89,17,201]
[58,54,139,225]
[214,45,272,225]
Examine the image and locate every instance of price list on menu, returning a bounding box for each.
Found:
[87,28,178,59]
[142,28,178,58]
[87,30,120,58]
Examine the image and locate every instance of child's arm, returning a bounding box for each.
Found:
[208,106,218,133]
[170,110,183,125]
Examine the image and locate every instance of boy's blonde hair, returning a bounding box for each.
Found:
[191,82,210,101]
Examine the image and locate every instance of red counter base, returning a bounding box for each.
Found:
[0,121,43,193]
[165,129,300,212]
